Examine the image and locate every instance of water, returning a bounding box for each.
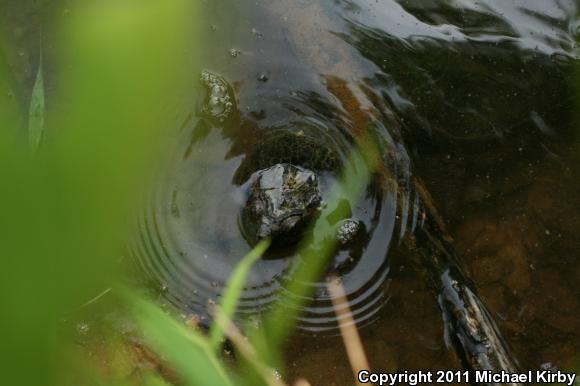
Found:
[130,0,580,381]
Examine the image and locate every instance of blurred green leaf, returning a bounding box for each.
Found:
[143,376,173,386]
[134,298,234,386]
[0,44,21,132]
[0,1,197,385]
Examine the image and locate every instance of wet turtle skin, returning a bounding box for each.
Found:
[241,163,322,247]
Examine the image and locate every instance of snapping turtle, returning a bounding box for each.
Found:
[241,163,322,246]
[240,162,363,248]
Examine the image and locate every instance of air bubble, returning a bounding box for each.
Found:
[77,322,90,335]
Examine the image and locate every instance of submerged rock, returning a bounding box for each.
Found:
[241,163,322,246]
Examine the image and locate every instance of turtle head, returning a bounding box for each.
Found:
[241,163,322,247]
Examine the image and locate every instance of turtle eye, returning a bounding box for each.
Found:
[280,215,302,231]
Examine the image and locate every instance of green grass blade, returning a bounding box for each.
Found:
[28,44,44,151]
[209,238,271,350]
[143,375,174,386]
[134,298,234,386]
[248,142,376,370]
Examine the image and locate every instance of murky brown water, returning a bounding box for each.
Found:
[3,0,580,384]
[180,1,580,381]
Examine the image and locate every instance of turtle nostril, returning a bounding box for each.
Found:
[256,223,273,239]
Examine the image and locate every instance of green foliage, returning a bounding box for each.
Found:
[209,238,271,350]
[135,298,234,386]
[0,1,195,385]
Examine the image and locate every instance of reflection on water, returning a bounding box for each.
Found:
[132,80,401,332]
[130,0,580,380]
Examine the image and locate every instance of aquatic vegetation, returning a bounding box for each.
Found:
[208,239,271,349]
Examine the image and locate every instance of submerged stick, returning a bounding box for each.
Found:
[327,277,371,386]
[213,306,289,386]
[410,179,522,385]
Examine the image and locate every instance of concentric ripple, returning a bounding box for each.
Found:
[129,112,420,332]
